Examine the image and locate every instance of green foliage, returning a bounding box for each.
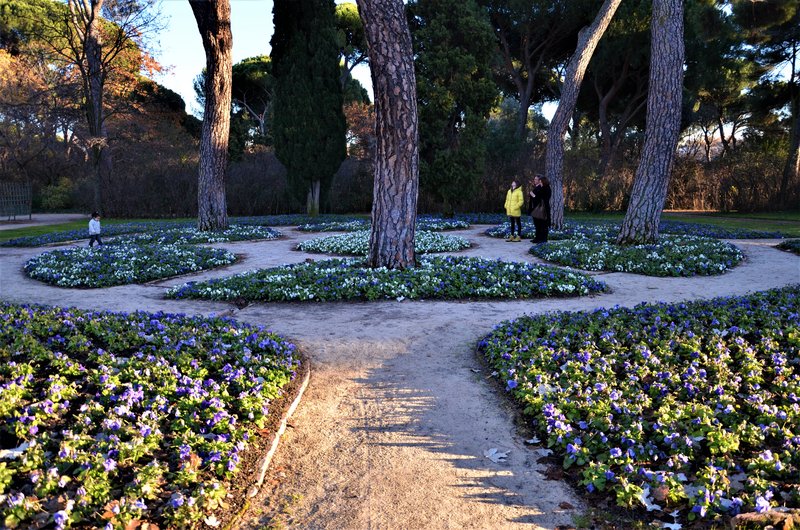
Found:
[335,2,367,73]
[39,177,75,210]
[232,55,273,146]
[408,0,497,215]
[271,0,347,215]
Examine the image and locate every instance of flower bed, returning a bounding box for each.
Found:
[297,230,471,255]
[115,226,282,245]
[297,216,470,232]
[479,286,800,522]
[0,303,301,529]
[297,220,370,232]
[776,239,800,255]
[24,244,236,288]
[529,235,743,276]
[484,220,785,240]
[485,221,613,241]
[167,256,606,302]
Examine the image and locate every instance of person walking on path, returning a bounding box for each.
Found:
[528,174,551,243]
[504,179,524,242]
[88,212,103,247]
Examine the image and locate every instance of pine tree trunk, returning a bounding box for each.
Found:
[780,99,799,207]
[69,0,108,212]
[358,0,419,269]
[616,0,684,245]
[190,0,232,232]
[546,0,622,230]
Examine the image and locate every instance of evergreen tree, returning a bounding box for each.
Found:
[408,0,497,216]
[271,0,347,215]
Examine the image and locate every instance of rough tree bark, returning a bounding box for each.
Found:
[616,0,684,245]
[190,0,232,232]
[67,0,111,212]
[545,0,622,230]
[357,0,419,269]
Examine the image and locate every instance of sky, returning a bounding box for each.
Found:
[152,0,372,116]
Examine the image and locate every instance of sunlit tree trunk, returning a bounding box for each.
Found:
[357,0,419,269]
[67,0,108,212]
[546,0,622,230]
[190,0,232,231]
[617,0,684,245]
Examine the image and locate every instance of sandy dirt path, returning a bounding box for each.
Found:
[1,227,798,529]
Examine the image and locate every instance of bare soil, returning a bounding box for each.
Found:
[1,226,798,529]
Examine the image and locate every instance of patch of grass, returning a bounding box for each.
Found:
[662,212,800,238]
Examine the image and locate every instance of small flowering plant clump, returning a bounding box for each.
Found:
[529,235,743,276]
[0,303,300,529]
[114,225,282,245]
[479,286,800,521]
[24,243,236,288]
[776,239,800,255]
[297,230,471,255]
[167,256,607,302]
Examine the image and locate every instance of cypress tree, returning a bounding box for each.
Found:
[271,0,347,215]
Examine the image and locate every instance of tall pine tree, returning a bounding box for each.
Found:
[408,0,497,216]
[271,0,346,215]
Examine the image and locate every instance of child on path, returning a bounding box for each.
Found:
[504,179,524,242]
[88,212,103,247]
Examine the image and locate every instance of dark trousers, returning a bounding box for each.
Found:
[508,216,522,235]
[89,235,103,247]
[533,217,549,242]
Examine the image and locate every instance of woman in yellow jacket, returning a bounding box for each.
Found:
[504,179,524,242]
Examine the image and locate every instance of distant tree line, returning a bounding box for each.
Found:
[0,0,797,220]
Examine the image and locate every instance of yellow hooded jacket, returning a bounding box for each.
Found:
[504,186,524,217]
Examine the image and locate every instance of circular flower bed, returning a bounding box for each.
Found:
[0,303,301,529]
[24,243,236,288]
[297,217,470,232]
[479,286,800,522]
[297,230,471,255]
[167,256,607,302]
[529,235,743,276]
[115,225,282,245]
[776,239,800,255]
